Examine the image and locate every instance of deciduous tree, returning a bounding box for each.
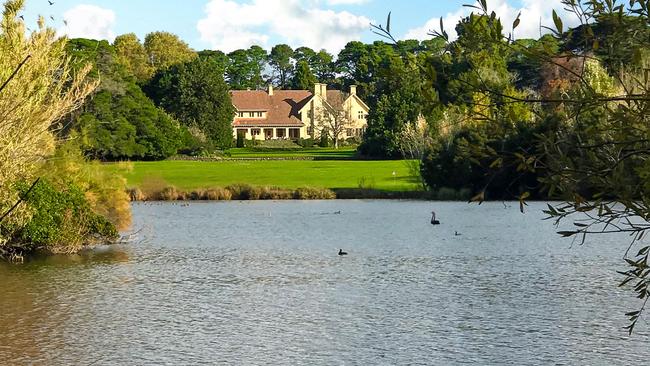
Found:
[114,33,154,82]
[143,31,197,72]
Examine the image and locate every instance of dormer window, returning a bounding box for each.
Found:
[237,112,244,118]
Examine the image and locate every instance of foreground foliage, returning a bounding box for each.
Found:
[380,0,650,332]
[0,1,128,261]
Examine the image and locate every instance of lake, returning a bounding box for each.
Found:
[1,200,648,365]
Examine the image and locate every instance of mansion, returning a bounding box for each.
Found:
[230,83,369,141]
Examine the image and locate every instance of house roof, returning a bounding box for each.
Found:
[231,90,312,127]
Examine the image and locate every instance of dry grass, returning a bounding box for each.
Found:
[127,182,337,201]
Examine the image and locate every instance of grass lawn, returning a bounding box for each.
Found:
[226,146,357,159]
[107,160,423,191]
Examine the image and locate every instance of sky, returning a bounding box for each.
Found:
[19,0,577,54]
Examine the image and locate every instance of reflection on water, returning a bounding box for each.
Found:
[0,201,648,365]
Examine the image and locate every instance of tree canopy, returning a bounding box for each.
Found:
[146,57,235,149]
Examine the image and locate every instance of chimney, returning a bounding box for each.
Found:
[268,84,274,96]
[313,83,322,96]
[350,85,357,95]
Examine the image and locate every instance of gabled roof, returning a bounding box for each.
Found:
[231,90,312,127]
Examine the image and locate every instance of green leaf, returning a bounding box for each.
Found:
[552,10,563,34]
[479,0,488,12]
[386,12,391,33]
[513,12,521,29]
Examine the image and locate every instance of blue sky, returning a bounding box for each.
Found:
[20,0,570,53]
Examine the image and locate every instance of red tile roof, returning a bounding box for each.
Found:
[231,90,313,127]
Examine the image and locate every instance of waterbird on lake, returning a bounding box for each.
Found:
[455,231,462,236]
[431,211,440,225]
[334,210,341,214]
[338,249,348,256]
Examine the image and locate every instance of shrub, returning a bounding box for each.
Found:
[226,183,255,200]
[40,140,132,230]
[294,187,336,199]
[254,140,301,149]
[204,188,232,200]
[297,138,315,148]
[159,186,180,200]
[6,179,118,255]
[319,133,329,148]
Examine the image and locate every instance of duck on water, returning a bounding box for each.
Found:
[338,249,348,256]
[431,211,440,225]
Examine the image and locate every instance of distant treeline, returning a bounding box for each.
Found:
[62,13,650,201]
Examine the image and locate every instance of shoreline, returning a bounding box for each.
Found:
[127,184,440,202]
[126,185,469,202]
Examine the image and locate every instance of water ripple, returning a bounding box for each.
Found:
[0,201,648,365]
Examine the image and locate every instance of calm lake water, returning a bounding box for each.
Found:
[1,200,648,365]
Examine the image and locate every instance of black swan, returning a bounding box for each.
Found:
[431,211,440,225]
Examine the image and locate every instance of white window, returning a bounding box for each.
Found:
[257,112,263,117]
[358,111,365,120]
[249,112,255,118]
[237,112,244,118]
[251,128,261,136]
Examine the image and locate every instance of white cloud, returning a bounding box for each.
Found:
[405,0,579,41]
[58,4,116,41]
[197,0,372,53]
[327,0,370,4]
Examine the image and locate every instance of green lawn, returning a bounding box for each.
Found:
[226,146,357,159]
[107,160,422,191]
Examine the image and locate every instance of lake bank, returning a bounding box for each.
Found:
[126,185,446,201]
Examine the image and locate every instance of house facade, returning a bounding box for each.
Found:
[230,83,369,141]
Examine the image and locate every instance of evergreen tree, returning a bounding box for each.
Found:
[291,60,317,90]
[146,57,236,149]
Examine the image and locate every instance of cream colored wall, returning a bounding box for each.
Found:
[301,94,370,140]
[232,88,370,141]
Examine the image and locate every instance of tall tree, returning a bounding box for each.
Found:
[359,55,424,158]
[143,31,197,72]
[293,46,317,65]
[66,38,184,160]
[146,58,236,149]
[312,49,335,84]
[113,33,154,82]
[336,41,370,87]
[291,60,317,90]
[268,44,294,88]
[198,50,229,74]
[247,45,268,89]
[226,49,255,90]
